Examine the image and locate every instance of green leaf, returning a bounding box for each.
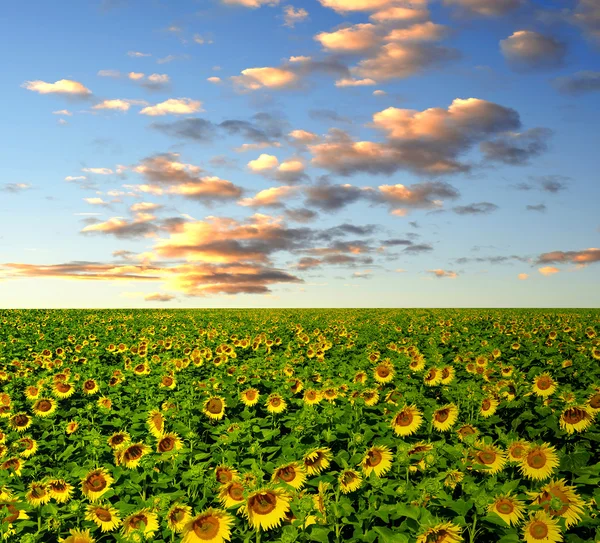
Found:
[373,526,409,543]
[308,527,332,542]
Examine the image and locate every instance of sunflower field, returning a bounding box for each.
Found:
[0,309,599,543]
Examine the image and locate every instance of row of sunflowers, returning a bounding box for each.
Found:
[0,309,599,542]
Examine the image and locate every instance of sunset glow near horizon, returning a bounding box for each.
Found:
[0,0,599,308]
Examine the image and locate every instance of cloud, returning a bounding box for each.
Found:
[537,248,600,265]
[53,109,72,116]
[335,78,377,87]
[536,175,569,193]
[526,204,546,212]
[428,269,457,278]
[351,42,460,81]
[285,208,319,223]
[443,0,524,16]
[130,202,163,212]
[283,5,308,27]
[144,293,175,301]
[373,89,386,96]
[140,98,203,116]
[221,0,280,7]
[231,67,300,90]
[139,74,171,90]
[385,22,449,42]
[319,0,408,13]
[1,183,31,193]
[289,129,319,143]
[370,6,429,23]
[238,186,299,207]
[315,23,379,53]
[82,167,114,175]
[553,71,600,95]
[480,128,552,165]
[571,0,600,41]
[92,99,148,112]
[84,197,110,206]
[207,76,222,83]
[128,51,151,57]
[500,31,567,72]
[152,118,215,142]
[538,266,560,276]
[22,79,92,97]
[308,109,352,124]
[157,55,189,64]
[247,154,307,182]
[453,202,498,215]
[377,181,460,212]
[518,273,529,280]
[81,213,158,239]
[304,182,368,211]
[65,176,87,182]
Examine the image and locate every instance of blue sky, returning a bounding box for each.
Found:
[0,0,599,307]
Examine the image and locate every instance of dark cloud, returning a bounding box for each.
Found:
[285,208,319,223]
[533,174,570,193]
[480,128,552,165]
[553,71,600,94]
[382,238,413,246]
[453,202,499,215]
[304,182,366,211]
[1,183,31,193]
[308,109,353,124]
[152,118,215,142]
[500,31,567,72]
[455,255,529,265]
[443,0,525,16]
[144,293,176,301]
[526,204,547,212]
[537,248,600,265]
[404,244,433,254]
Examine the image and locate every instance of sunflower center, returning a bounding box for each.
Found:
[278,466,297,482]
[37,400,52,412]
[367,449,382,467]
[511,445,525,458]
[56,383,71,393]
[377,367,389,378]
[246,390,257,400]
[435,409,450,422]
[159,437,175,452]
[87,474,107,491]
[14,415,30,426]
[529,521,549,539]
[270,397,281,407]
[482,399,491,410]
[216,468,233,484]
[459,426,476,436]
[163,377,173,386]
[478,451,497,465]
[305,452,323,467]
[563,408,586,424]
[96,508,113,522]
[495,499,514,514]
[2,504,19,523]
[527,451,547,469]
[342,471,357,484]
[84,380,96,390]
[306,391,316,400]
[171,508,186,522]
[49,481,66,492]
[228,483,244,500]
[425,370,436,380]
[124,445,143,461]
[134,364,145,372]
[395,410,413,426]
[129,514,148,530]
[536,377,552,390]
[425,529,450,542]
[207,399,223,414]
[111,434,126,445]
[249,492,277,515]
[31,485,47,499]
[589,394,600,409]
[540,488,570,516]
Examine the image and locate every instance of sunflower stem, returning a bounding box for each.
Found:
[256,528,261,543]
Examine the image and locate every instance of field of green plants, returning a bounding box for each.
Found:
[0,309,599,543]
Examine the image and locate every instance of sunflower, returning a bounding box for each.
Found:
[362,389,379,406]
[339,469,362,493]
[354,371,367,384]
[391,405,423,436]
[1,457,23,476]
[416,522,463,543]
[215,465,239,485]
[532,373,557,397]
[456,424,478,442]
[303,448,332,476]
[97,397,112,410]
[82,379,99,395]
[33,398,57,417]
[160,375,177,389]
[203,397,226,420]
[432,404,459,432]
[519,443,559,481]
[587,391,600,413]
[507,440,530,463]
[272,462,307,490]
[303,389,321,406]
[424,368,443,386]
[121,509,159,540]
[26,481,51,507]
[559,405,595,434]
[24,386,41,400]
[488,494,526,526]
[240,488,291,532]
[81,468,114,501]
[443,470,464,490]
[531,479,586,528]
[16,437,37,458]
[146,409,165,439]
[85,504,122,532]
[47,479,74,503]
[521,511,562,543]
[53,381,75,399]
[9,412,32,432]
[440,366,455,385]
[182,508,234,543]
[374,362,394,384]
[240,388,260,407]
[157,433,183,454]
[361,445,393,477]
[219,481,246,508]
[117,443,151,469]
[66,420,79,434]
[409,357,426,372]
[322,387,339,402]
[266,394,287,414]
[58,528,96,543]
[166,503,192,533]
[470,441,507,475]
[107,431,130,449]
